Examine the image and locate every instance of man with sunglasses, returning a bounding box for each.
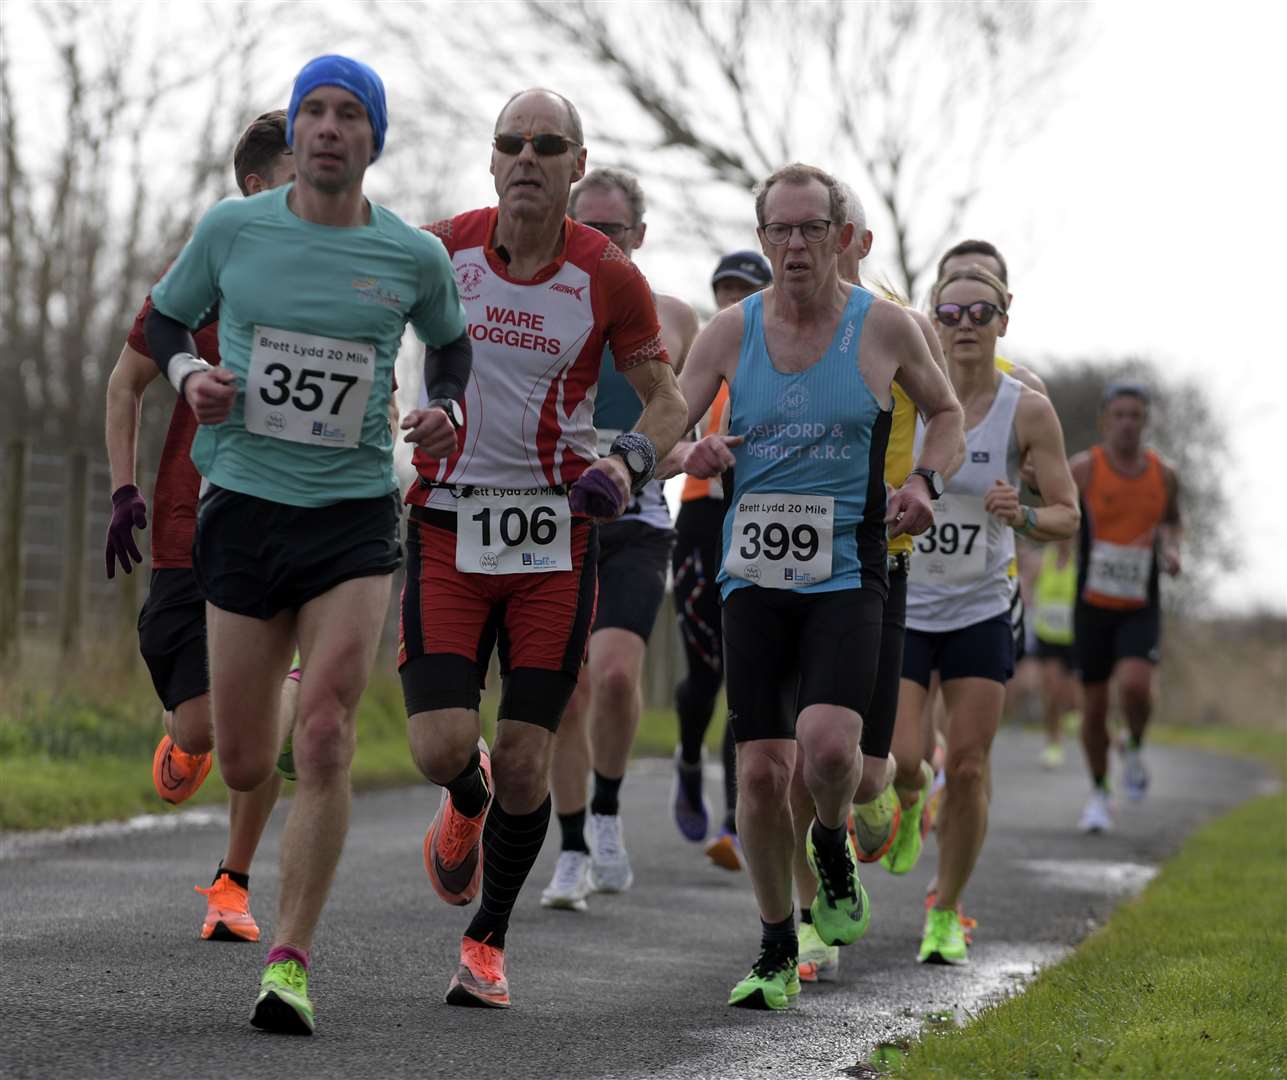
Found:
[403,90,688,1008]
[665,163,961,1008]
[539,167,699,911]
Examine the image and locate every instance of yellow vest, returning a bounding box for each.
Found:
[1034,544,1077,645]
[885,380,915,556]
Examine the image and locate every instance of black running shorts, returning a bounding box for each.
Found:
[1074,602,1160,684]
[859,557,908,761]
[593,518,674,641]
[723,585,884,743]
[194,485,401,620]
[902,612,1016,688]
[137,568,208,711]
[1035,639,1077,670]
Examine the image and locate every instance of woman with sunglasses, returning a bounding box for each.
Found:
[893,265,1079,966]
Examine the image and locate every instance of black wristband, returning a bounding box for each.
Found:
[424,330,473,404]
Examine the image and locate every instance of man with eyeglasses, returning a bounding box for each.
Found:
[663,162,961,1008]
[402,89,688,1008]
[539,167,699,912]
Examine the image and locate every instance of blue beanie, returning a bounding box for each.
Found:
[286,54,388,162]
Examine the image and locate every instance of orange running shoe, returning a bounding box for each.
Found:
[424,742,493,906]
[195,872,260,942]
[152,735,212,805]
[446,936,510,1008]
[923,890,977,945]
[704,828,743,872]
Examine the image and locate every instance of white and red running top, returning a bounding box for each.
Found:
[408,207,669,511]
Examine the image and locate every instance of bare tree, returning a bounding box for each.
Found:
[464,0,1082,297]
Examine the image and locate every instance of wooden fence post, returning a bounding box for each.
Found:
[60,451,89,659]
[0,439,27,665]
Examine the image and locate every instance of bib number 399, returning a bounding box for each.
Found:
[244,325,375,449]
[723,493,833,589]
[456,491,572,575]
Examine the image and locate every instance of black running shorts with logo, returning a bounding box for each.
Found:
[723,586,885,743]
[859,558,908,761]
[593,518,674,642]
[194,485,402,620]
[902,612,1016,688]
[137,568,208,711]
[1074,601,1160,684]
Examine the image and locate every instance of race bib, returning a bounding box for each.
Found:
[1036,603,1073,639]
[455,489,572,575]
[724,493,833,589]
[910,494,988,588]
[244,326,375,449]
[1086,540,1151,602]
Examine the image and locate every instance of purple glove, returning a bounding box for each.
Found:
[105,484,147,579]
[568,467,627,520]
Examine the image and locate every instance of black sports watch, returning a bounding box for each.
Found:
[427,397,464,431]
[909,467,944,500]
[608,432,658,494]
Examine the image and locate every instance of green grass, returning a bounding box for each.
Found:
[1149,723,1286,778]
[885,789,1287,1078]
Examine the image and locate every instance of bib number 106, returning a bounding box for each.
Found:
[471,505,558,548]
[739,521,819,562]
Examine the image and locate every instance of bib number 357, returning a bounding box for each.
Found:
[455,491,572,575]
[244,325,375,449]
[723,493,833,589]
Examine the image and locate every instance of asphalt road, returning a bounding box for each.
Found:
[1,731,1275,1080]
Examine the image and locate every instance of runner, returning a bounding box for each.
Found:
[401,89,687,1007]
[143,55,470,1034]
[541,167,699,911]
[1033,536,1080,768]
[898,264,1078,966]
[671,249,771,873]
[793,182,957,984]
[104,109,300,945]
[667,163,962,1009]
[1072,382,1182,832]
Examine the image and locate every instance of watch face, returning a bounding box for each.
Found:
[626,450,646,474]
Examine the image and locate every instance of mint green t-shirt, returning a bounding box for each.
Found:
[151,186,465,507]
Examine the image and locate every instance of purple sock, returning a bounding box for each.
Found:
[266,944,309,970]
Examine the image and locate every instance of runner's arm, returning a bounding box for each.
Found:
[1006,390,1079,542]
[621,356,688,463]
[105,344,160,491]
[657,293,700,376]
[899,307,965,480]
[657,306,743,480]
[1160,463,1183,574]
[891,309,964,485]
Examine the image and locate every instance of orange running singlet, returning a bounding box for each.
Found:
[1080,446,1169,610]
[681,381,730,503]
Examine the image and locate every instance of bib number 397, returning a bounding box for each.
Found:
[244,325,375,449]
[455,490,572,575]
[723,493,833,589]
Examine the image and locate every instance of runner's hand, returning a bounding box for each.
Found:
[105,484,147,579]
[569,456,630,521]
[184,368,237,425]
[886,477,933,538]
[1162,545,1182,576]
[683,434,742,479]
[402,407,459,458]
[983,479,1023,527]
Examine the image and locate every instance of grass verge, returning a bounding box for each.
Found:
[884,788,1287,1078]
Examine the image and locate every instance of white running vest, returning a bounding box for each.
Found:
[907,373,1022,633]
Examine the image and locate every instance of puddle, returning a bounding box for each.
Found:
[1017,858,1158,897]
[0,807,227,860]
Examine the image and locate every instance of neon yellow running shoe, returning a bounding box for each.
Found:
[728,943,801,1010]
[797,920,839,983]
[806,829,871,946]
[250,959,314,1034]
[918,906,969,966]
[881,762,933,875]
[853,784,902,863]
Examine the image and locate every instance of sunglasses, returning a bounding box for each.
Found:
[493,132,579,157]
[934,301,1006,327]
[761,219,832,246]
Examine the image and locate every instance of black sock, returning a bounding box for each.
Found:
[799,908,813,925]
[559,809,589,853]
[444,748,489,819]
[1127,732,1143,750]
[215,865,249,890]
[1093,774,1109,791]
[590,771,623,816]
[465,795,552,951]
[760,911,797,953]
[675,757,704,810]
[722,811,737,835]
[811,818,848,859]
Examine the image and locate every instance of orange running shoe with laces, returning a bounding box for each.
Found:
[923,890,977,944]
[446,936,510,1008]
[195,872,260,942]
[424,742,493,906]
[152,735,213,805]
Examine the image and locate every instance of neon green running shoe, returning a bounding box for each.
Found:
[853,784,902,863]
[728,942,801,1010]
[806,828,871,946]
[881,762,933,875]
[250,959,314,1034]
[918,906,969,966]
[797,920,839,983]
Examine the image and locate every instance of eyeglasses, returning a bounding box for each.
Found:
[580,221,636,240]
[493,133,579,157]
[934,301,1006,327]
[761,219,832,246]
